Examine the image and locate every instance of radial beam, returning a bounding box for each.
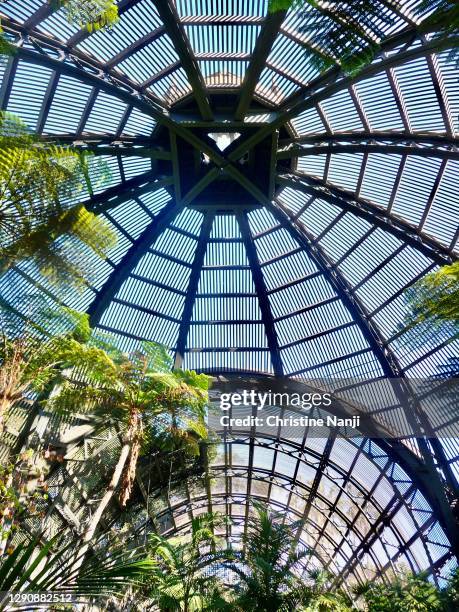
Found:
[23,3,54,28]
[174,213,214,369]
[237,212,284,376]
[234,9,287,120]
[154,0,213,121]
[276,172,456,265]
[280,132,459,147]
[269,131,279,200]
[87,200,182,327]
[169,132,181,202]
[36,71,60,134]
[278,142,459,161]
[87,168,220,326]
[425,52,455,138]
[0,55,18,110]
[84,174,173,214]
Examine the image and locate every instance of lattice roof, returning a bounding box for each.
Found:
[0,0,458,588]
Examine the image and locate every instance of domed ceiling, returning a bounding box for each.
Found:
[0,0,458,588]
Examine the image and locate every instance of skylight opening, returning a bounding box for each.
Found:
[209,132,241,151]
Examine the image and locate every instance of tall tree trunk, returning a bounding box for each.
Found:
[119,410,141,507]
[71,410,139,580]
[0,397,11,433]
[82,408,140,543]
[69,438,132,578]
[82,440,131,544]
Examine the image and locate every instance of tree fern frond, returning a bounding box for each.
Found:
[0,111,117,288]
[54,0,119,31]
[269,0,459,76]
[403,261,459,330]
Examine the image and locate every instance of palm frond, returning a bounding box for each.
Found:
[0,533,154,608]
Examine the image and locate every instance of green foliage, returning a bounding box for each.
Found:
[268,0,395,74]
[444,567,459,610]
[0,306,211,567]
[45,337,210,538]
[355,572,444,611]
[403,262,459,331]
[0,305,113,432]
[0,113,81,242]
[49,339,210,431]
[420,0,459,35]
[419,0,459,67]
[0,24,15,58]
[301,569,353,611]
[227,502,311,611]
[56,0,119,31]
[147,513,232,612]
[0,449,53,555]
[0,532,154,608]
[0,294,92,341]
[112,341,207,418]
[268,0,299,11]
[0,112,116,287]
